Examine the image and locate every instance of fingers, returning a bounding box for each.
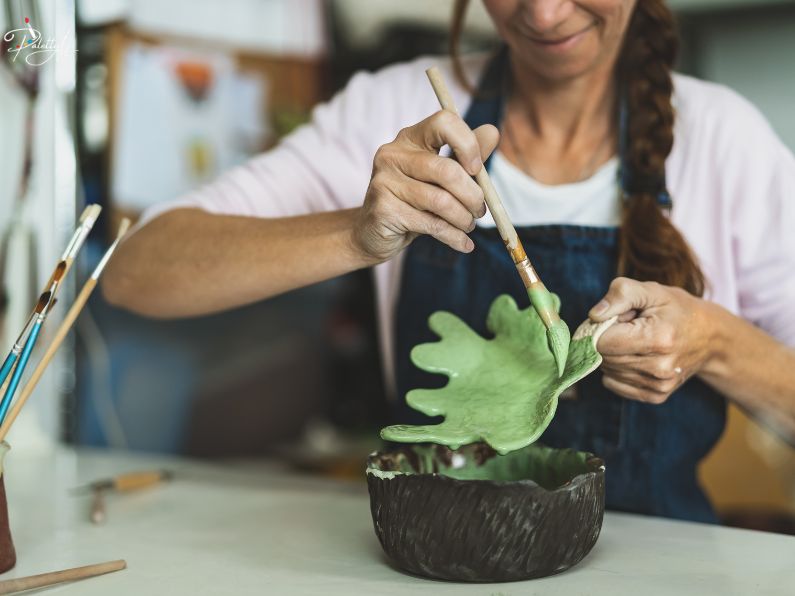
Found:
[600,356,684,404]
[393,197,474,254]
[392,176,476,233]
[601,354,680,379]
[589,278,669,322]
[400,110,485,175]
[602,374,672,405]
[396,154,486,218]
[597,317,677,357]
[472,124,500,164]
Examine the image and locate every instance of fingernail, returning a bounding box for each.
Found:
[469,158,482,175]
[591,300,609,317]
[465,238,474,252]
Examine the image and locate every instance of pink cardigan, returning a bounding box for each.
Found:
[140,54,795,391]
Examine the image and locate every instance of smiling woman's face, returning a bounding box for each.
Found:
[482,0,636,82]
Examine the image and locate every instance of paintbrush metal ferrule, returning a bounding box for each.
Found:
[515,258,540,286]
[9,290,52,350]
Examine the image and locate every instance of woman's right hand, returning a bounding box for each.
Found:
[352,110,500,263]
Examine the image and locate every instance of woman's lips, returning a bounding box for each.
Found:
[522,23,595,52]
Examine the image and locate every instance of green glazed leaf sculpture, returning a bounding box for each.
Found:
[381,294,616,455]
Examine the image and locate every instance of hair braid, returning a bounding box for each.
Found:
[618,0,705,296]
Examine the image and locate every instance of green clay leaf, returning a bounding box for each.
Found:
[381,294,615,455]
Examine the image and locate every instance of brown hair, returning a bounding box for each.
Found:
[450,0,705,296]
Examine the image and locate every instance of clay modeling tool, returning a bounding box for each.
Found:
[81,469,174,493]
[0,219,131,442]
[0,559,126,594]
[425,67,570,376]
[90,487,107,525]
[76,470,173,524]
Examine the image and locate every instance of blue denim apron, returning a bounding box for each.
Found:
[392,52,726,523]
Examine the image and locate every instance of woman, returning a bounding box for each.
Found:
[104,0,795,523]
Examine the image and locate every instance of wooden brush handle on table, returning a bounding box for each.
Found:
[0,560,126,594]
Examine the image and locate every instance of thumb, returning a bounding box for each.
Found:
[473,124,500,164]
[589,278,659,322]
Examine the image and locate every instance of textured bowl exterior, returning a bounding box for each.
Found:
[367,449,604,582]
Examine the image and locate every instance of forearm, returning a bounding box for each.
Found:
[102,207,377,318]
[699,302,795,440]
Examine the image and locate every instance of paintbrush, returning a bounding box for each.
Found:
[0,285,60,424]
[425,67,570,375]
[0,207,103,424]
[60,204,102,273]
[35,205,102,300]
[0,559,126,594]
[0,291,51,391]
[0,258,65,410]
[0,219,131,442]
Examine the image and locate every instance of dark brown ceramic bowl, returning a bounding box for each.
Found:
[366,442,604,582]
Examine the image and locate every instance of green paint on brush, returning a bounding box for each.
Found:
[527,285,557,323]
[547,319,571,378]
[381,294,610,455]
[527,285,571,377]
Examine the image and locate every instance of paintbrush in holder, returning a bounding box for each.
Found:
[0,210,122,574]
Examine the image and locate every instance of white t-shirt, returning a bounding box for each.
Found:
[485,152,621,228]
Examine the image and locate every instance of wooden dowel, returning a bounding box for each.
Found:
[0,559,126,594]
[426,66,527,264]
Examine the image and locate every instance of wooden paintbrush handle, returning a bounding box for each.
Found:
[0,559,126,594]
[425,66,529,268]
[114,470,168,492]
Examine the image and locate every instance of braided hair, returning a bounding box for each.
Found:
[618,0,704,295]
[450,0,705,296]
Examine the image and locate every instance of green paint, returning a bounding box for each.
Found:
[367,443,592,491]
[527,285,557,321]
[547,319,571,377]
[381,294,613,455]
[528,285,571,377]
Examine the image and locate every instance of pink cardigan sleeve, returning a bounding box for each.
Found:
[724,100,795,347]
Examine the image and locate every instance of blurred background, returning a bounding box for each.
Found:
[0,0,793,533]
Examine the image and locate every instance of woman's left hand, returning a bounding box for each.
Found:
[588,277,719,404]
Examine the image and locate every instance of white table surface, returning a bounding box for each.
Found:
[0,447,792,595]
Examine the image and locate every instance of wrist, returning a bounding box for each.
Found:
[698,300,732,381]
[343,208,384,269]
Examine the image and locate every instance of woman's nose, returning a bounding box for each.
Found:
[520,0,573,34]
